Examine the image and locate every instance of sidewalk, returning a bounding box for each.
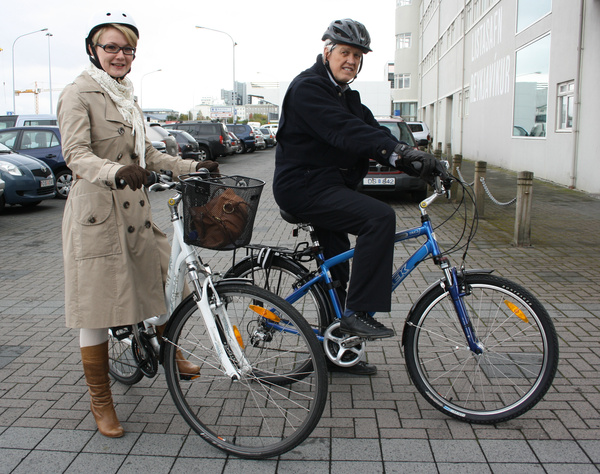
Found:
[0,150,599,473]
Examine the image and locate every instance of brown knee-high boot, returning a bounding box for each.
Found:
[80,341,124,438]
[156,324,200,377]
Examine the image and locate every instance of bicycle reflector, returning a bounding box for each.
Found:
[504,300,529,323]
[233,325,244,349]
[249,305,281,323]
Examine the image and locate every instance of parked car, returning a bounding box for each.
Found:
[151,141,167,153]
[0,177,4,199]
[167,129,202,161]
[225,124,256,154]
[0,126,72,199]
[262,123,278,136]
[228,132,241,154]
[163,121,232,160]
[406,121,431,148]
[0,142,56,211]
[145,122,178,156]
[0,114,57,130]
[356,117,427,201]
[252,127,266,150]
[260,127,276,147]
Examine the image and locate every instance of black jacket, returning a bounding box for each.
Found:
[273,55,399,199]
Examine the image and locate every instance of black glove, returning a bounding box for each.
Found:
[115,164,151,190]
[196,160,220,173]
[393,144,447,184]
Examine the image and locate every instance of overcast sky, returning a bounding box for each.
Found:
[0,0,396,116]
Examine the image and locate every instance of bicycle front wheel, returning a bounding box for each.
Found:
[163,281,328,459]
[404,273,559,423]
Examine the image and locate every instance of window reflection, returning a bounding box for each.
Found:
[513,35,550,138]
[517,0,552,32]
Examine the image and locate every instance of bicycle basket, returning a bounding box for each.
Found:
[181,174,265,250]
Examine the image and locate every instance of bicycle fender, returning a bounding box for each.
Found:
[400,269,493,347]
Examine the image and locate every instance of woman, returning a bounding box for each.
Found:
[57,11,217,438]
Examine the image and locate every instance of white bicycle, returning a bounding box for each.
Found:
[106,171,328,459]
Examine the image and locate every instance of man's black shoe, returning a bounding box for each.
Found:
[327,360,377,376]
[340,312,395,339]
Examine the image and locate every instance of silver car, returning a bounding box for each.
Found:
[145,122,178,156]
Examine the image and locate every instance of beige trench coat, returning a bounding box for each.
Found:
[58,71,198,329]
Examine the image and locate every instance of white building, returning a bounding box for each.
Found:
[397,0,599,194]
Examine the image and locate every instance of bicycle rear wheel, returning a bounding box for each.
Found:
[108,328,143,385]
[404,273,559,424]
[163,281,328,459]
[225,255,332,332]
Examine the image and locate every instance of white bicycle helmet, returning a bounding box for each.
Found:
[86,11,139,74]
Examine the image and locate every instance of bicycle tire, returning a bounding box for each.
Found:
[163,281,328,459]
[108,329,143,385]
[226,255,333,332]
[404,273,559,424]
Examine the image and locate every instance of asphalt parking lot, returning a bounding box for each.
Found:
[1,147,600,473]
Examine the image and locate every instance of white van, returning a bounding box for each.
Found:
[262,123,278,135]
[0,114,58,129]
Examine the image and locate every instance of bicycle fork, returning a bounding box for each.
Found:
[442,266,484,355]
[189,273,252,381]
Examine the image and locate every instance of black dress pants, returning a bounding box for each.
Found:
[277,168,396,313]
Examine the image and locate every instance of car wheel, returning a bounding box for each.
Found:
[239,142,247,154]
[248,146,256,154]
[198,146,211,160]
[55,170,73,199]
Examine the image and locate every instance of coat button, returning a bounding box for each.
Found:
[88,217,96,223]
[145,221,151,229]
[382,150,387,155]
[118,127,125,135]
[123,201,130,209]
[139,200,145,207]
[116,153,123,161]
[128,226,135,233]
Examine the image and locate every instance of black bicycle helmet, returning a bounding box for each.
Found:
[85,11,139,74]
[322,19,372,53]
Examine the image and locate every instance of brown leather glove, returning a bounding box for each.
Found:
[196,160,220,173]
[115,164,151,190]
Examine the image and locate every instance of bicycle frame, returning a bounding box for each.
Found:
[140,188,251,380]
[270,192,483,353]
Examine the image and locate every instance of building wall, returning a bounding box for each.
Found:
[413,0,599,194]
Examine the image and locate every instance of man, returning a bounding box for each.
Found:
[273,19,446,375]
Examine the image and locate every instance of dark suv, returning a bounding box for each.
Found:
[226,124,256,154]
[164,121,232,160]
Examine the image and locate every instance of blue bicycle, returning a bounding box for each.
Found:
[225,176,559,424]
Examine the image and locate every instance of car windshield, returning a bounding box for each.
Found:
[0,143,12,153]
[379,122,416,146]
[408,124,423,132]
[179,131,195,141]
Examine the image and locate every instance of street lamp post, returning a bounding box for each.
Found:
[12,27,48,114]
[195,26,237,122]
[46,33,53,114]
[140,69,162,110]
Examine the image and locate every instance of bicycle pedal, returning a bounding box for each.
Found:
[110,325,133,341]
[340,336,365,348]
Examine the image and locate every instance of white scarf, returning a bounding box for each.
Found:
[86,64,146,167]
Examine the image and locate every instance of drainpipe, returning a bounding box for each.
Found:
[570,0,585,189]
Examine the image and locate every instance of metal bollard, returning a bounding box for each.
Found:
[451,154,462,201]
[473,161,486,218]
[446,143,452,160]
[514,171,534,247]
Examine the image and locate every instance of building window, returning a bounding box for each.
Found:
[396,33,412,50]
[557,81,574,130]
[394,102,417,121]
[513,34,550,137]
[397,0,412,5]
[395,74,411,89]
[517,0,552,33]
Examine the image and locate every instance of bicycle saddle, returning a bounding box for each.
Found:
[280,209,306,225]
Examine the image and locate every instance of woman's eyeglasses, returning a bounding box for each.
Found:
[96,43,136,56]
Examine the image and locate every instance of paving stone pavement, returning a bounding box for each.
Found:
[1,147,599,473]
